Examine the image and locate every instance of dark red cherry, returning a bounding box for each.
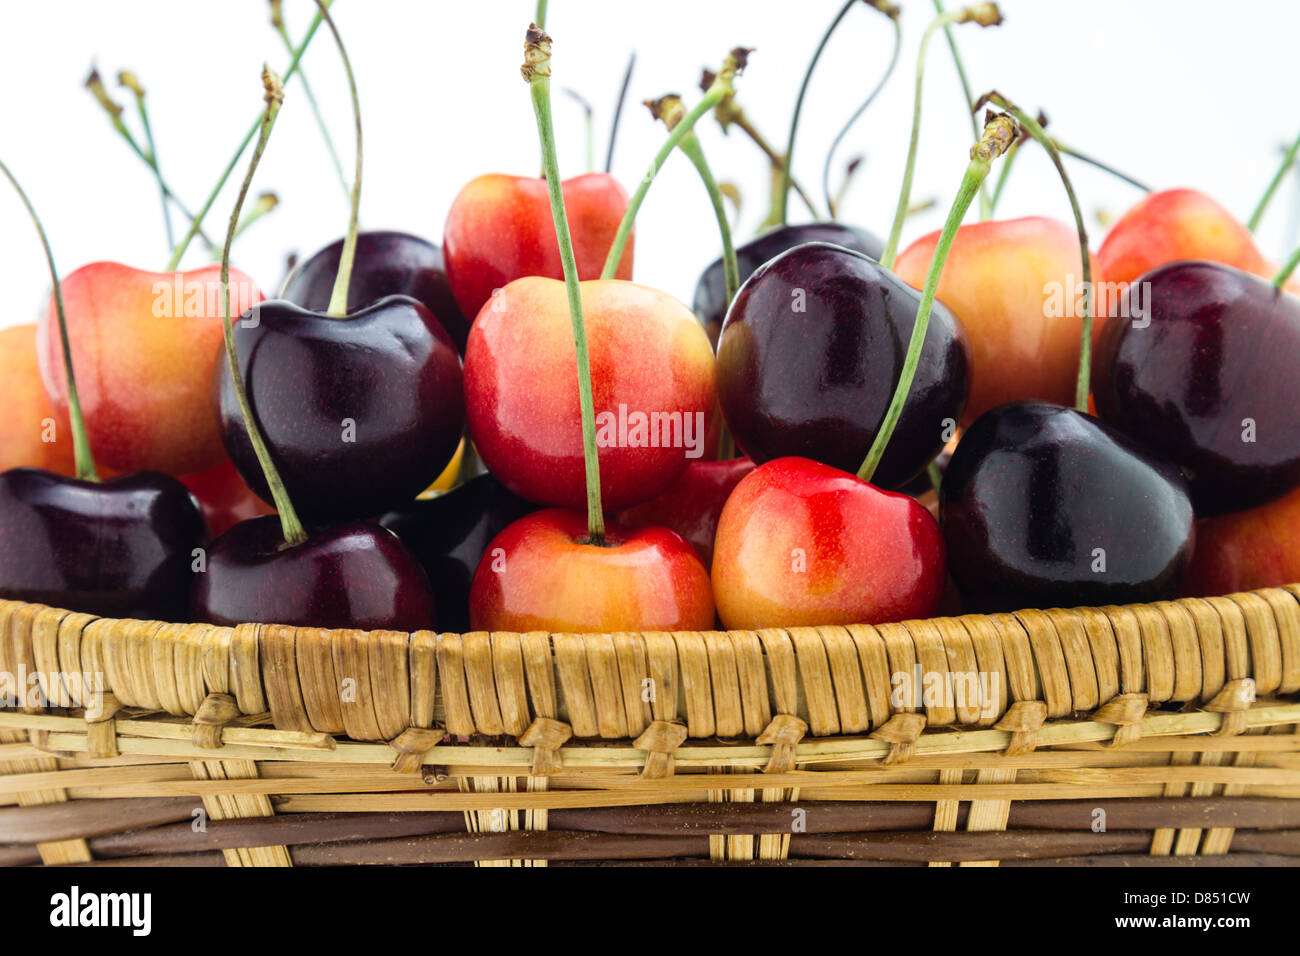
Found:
[617,457,755,567]
[0,468,204,621]
[378,474,539,632]
[716,241,970,490]
[694,222,883,344]
[281,230,471,353]
[191,515,434,630]
[216,296,465,524]
[940,402,1195,612]
[1093,261,1300,515]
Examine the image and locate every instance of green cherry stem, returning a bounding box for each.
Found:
[648,95,739,305]
[165,5,327,272]
[118,71,174,248]
[707,82,819,220]
[1273,245,1300,290]
[311,0,363,318]
[987,139,1021,214]
[272,1,350,204]
[219,69,307,547]
[879,3,1002,270]
[1054,140,1151,193]
[535,0,548,30]
[210,192,280,259]
[981,92,1093,412]
[604,51,636,173]
[1248,127,1300,232]
[601,47,750,279]
[525,24,606,543]
[858,112,1018,484]
[930,0,993,220]
[821,9,901,219]
[780,0,899,226]
[0,160,98,482]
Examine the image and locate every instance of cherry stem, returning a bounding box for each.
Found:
[1248,127,1300,232]
[604,51,636,173]
[822,12,901,219]
[0,160,98,482]
[165,5,327,272]
[858,112,1018,484]
[649,96,739,305]
[312,0,363,318]
[778,0,860,226]
[880,4,1002,270]
[1054,141,1151,193]
[118,72,174,248]
[210,192,279,259]
[526,24,606,543]
[1274,245,1300,290]
[563,88,596,172]
[272,5,350,205]
[930,0,993,221]
[219,69,307,547]
[987,139,1021,213]
[982,93,1093,412]
[535,0,548,29]
[601,48,749,280]
[87,69,213,251]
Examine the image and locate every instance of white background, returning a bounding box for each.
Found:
[2,0,1298,330]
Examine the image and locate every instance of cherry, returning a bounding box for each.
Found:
[192,515,433,630]
[1093,261,1300,515]
[716,241,970,489]
[693,222,883,344]
[378,475,539,632]
[1183,485,1300,597]
[180,457,273,538]
[464,275,714,512]
[618,457,755,567]
[0,160,205,621]
[193,24,435,632]
[712,457,945,628]
[217,296,464,522]
[941,402,1195,611]
[443,172,632,322]
[280,230,471,353]
[0,469,204,620]
[0,324,75,475]
[471,509,713,632]
[894,216,1099,424]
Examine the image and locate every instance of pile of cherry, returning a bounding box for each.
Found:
[1,6,1299,640]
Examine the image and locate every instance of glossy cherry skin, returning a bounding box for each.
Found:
[1182,484,1300,597]
[378,475,539,632]
[940,402,1195,613]
[443,172,633,321]
[191,516,434,630]
[217,296,464,523]
[716,242,970,490]
[694,222,883,345]
[1093,261,1300,515]
[712,457,945,629]
[280,230,471,354]
[468,509,715,633]
[464,277,716,512]
[894,216,1101,424]
[618,457,755,567]
[0,468,205,620]
[37,261,262,476]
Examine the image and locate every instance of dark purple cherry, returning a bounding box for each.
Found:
[191,515,434,630]
[1093,261,1300,515]
[281,230,471,353]
[0,468,204,621]
[694,222,883,345]
[716,241,970,490]
[940,402,1195,612]
[217,295,465,524]
[378,474,539,632]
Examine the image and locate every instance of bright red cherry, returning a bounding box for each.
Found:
[469,509,714,633]
[443,172,633,321]
[463,276,716,512]
[711,456,945,629]
[180,457,273,538]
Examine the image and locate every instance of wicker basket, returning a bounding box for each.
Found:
[1,586,1298,867]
